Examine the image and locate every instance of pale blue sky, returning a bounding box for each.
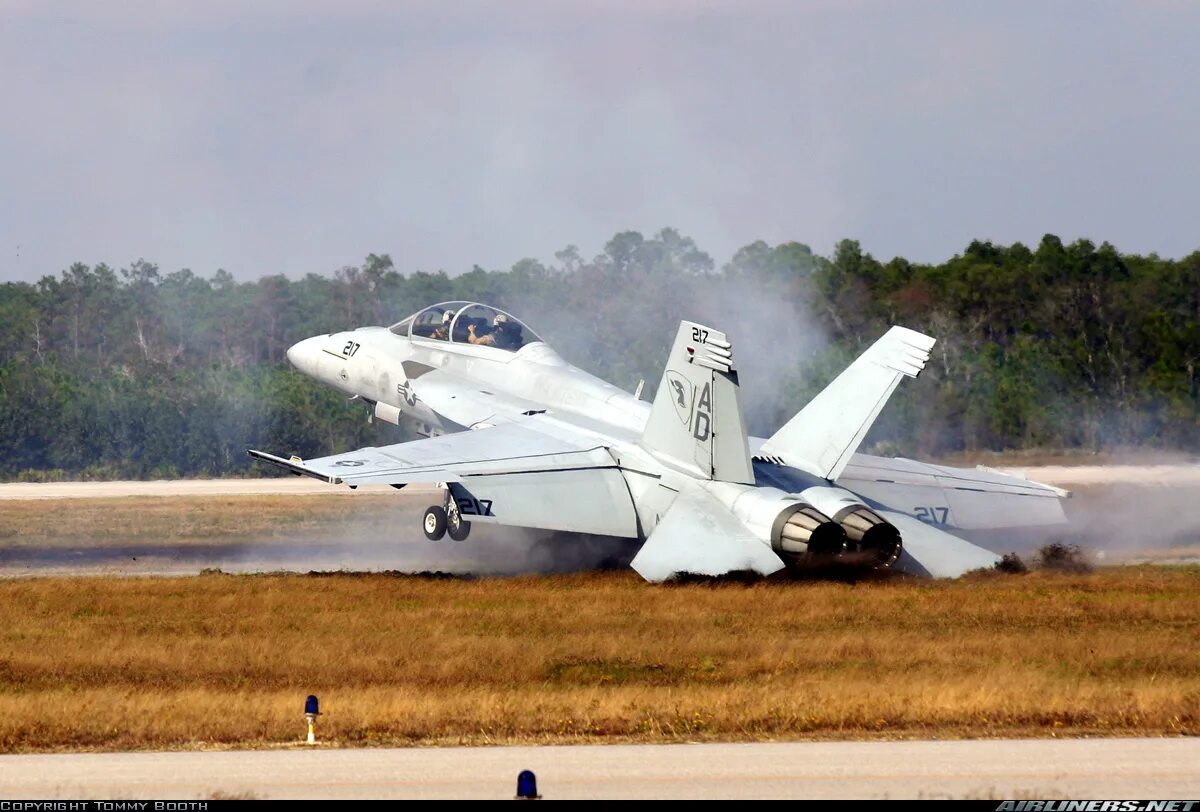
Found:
[2,1,1197,281]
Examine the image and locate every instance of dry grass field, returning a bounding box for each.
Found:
[0,567,1197,752]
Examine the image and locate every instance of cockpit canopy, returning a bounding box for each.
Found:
[388,302,542,352]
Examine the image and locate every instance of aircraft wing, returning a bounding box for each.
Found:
[249,419,611,486]
[838,454,1069,530]
[248,418,640,538]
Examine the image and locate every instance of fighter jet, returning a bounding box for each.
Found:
[249,301,1069,580]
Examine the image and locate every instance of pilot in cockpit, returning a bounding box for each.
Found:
[430,310,455,341]
[468,313,522,349]
[498,318,524,349]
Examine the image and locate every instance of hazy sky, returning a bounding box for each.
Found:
[2,1,1198,282]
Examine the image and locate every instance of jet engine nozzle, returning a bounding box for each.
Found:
[796,486,904,569]
[771,503,847,561]
[835,506,902,567]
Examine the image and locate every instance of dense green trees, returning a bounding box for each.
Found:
[0,230,1196,479]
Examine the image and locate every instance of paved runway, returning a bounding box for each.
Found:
[1,464,1197,500]
[0,479,425,499]
[0,484,637,578]
[0,738,1196,799]
[2,466,1198,576]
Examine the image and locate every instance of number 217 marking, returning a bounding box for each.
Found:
[457,497,493,517]
[914,506,949,525]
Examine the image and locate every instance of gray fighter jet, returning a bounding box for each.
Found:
[250,301,1069,580]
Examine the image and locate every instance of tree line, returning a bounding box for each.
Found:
[0,229,1196,479]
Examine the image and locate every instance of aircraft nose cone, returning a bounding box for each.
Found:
[286,336,324,376]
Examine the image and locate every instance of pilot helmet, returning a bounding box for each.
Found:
[493,313,509,327]
[442,310,456,324]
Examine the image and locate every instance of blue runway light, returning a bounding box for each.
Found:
[305,695,320,716]
[515,769,541,800]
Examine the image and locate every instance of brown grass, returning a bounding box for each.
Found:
[0,495,399,546]
[0,566,1197,751]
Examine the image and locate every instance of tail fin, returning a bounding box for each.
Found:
[640,321,754,484]
[760,326,935,482]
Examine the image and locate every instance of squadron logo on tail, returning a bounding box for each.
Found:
[666,370,692,426]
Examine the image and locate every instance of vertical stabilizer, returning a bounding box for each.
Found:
[640,321,754,484]
[760,326,935,482]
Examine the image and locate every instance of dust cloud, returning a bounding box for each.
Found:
[0,496,640,578]
[228,510,640,577]
[1057,481,1200,559]
[962,464,1200,564]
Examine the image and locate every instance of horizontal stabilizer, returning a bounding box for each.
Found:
[631,486,784,581]
[879,509,1000,578]
[761,326,935,482]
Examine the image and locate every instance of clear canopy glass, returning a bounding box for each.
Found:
[389,302,541,352]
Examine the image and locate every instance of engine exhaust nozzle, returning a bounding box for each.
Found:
[834,506,902,568]
[771,504,847,560]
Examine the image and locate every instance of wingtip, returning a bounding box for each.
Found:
[247,448,338,484]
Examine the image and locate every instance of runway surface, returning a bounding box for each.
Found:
[1,738,1196,799]
[1,465,1197,500]
[0,483,635,577]
[2,466,1198,577]
[0,479,423,499]
[999,464,1200,487]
